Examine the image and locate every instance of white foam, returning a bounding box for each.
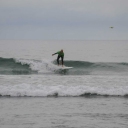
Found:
[15,58,56,74]
[0,84,128,97]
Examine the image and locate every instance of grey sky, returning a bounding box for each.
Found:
[0,0,128,40]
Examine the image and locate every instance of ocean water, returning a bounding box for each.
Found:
[0,40,128,128]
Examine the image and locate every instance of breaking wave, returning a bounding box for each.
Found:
[0,84,128,97]
[0,57,128,75]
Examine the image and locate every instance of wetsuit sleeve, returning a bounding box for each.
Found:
[52,51,59,55]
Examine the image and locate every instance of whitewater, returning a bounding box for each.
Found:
[0,57,128,97]
[0,40,128,128]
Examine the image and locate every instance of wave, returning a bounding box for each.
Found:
[0,57,128,75]
[0,57,37,74]
[54,60,128,75]
[0,84,128,97]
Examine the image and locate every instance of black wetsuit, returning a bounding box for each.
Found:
[57,55,64,65]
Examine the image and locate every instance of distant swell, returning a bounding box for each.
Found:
[0,57,128,75]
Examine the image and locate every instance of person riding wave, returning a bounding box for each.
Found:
[52,49,64,67]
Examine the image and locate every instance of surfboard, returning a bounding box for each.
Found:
[56,65,73,70]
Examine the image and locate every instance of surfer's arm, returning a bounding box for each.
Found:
[52,52,58,56]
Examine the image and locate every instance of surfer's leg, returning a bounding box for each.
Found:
[57,55,60,65]
[61,56,64,66]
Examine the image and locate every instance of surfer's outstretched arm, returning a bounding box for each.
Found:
[52,53,57,56]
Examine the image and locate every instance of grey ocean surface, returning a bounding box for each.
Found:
[0,40,128,128]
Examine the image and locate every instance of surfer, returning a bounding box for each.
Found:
[52,49,64,67]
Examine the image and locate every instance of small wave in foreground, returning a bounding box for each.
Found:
[0,84,128,97]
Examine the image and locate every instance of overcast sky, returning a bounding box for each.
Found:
[0,0,128,40]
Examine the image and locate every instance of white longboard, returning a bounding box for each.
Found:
[56,65,73,70]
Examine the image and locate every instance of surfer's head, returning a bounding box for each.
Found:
[61,49,63,52]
